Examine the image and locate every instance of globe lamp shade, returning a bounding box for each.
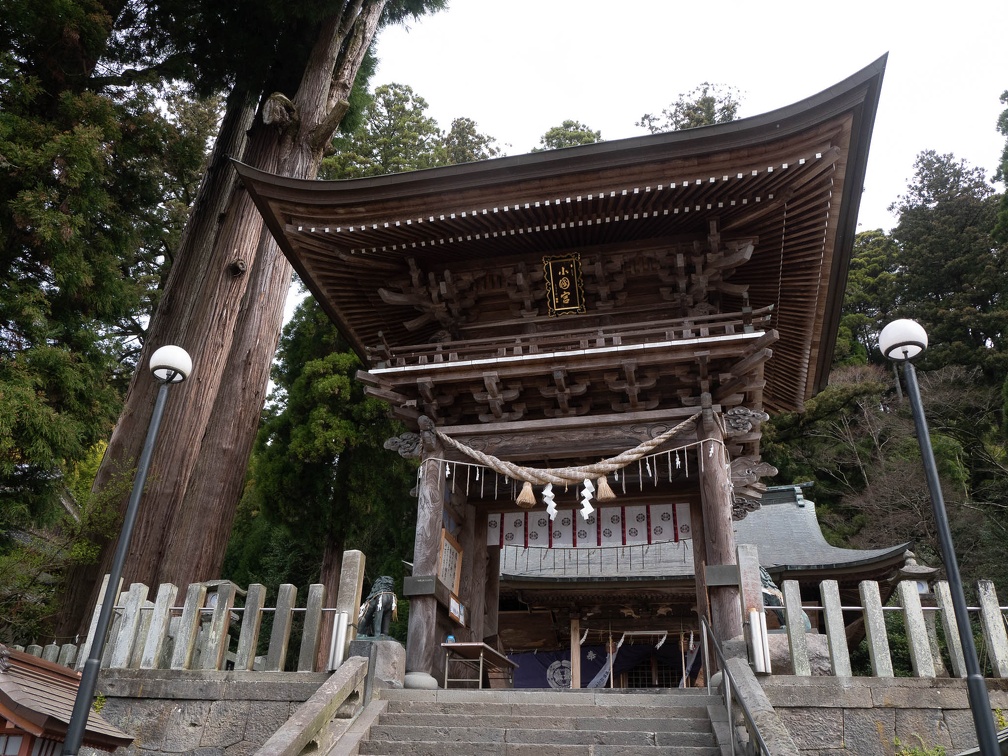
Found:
[879,319,928,361]
[149,345,192,383]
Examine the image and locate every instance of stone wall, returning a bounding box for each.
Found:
[81,669,330,756]
[761,676,1008,756]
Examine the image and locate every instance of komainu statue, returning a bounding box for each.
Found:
[357,576,398,637]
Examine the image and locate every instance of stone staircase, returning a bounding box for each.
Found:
[333,687,731,755]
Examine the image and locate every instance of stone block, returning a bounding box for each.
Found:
[159,701,214,753]
[350,637,405,699]
[761,677,875,709]
[842,707,895,756]
[777,707,843,750]
[200,699,250,748]
[943,708,981,752]
[893,708,952,751]
[241,701,295,746]
[768,633,832,676]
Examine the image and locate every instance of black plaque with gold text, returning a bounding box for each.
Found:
[543,253,586,316]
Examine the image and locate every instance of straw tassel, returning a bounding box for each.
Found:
[516,480,537,509]
[596,475,616,502]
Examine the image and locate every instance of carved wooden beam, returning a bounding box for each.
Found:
[539,368,590,417]
[605,360,659,412]
[474,373,525,422]
[505,262,539,317]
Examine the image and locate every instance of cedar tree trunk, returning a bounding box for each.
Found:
[57,1,388,637]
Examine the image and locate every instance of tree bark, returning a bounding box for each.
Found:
[56,85,259,636]
[58,1,389,637]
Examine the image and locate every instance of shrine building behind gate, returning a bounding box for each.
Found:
[238,56,886,689]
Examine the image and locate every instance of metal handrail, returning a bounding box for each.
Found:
[699,615,771,756]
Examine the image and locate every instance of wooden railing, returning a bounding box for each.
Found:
[762,578,1008,679]
[13,573,1008,681]
[367,306,773,368]
[13,575,359,674]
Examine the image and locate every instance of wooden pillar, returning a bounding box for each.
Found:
[460,507,488,643]
[570,616,581,689]
[689,495,709,631]
[698,414,742,641]
[405,418,445,687]
[484,544,500,645]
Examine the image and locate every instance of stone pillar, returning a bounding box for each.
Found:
[698,414,742,642]
[404,417,445,689]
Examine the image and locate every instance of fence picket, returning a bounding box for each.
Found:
[978,580,1008,677]
[897,581,935,678]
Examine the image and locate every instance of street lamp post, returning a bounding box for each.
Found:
[62,345,192,756]
[879,319,1000,755]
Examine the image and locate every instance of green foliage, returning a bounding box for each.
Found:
[533,120,602,151]
[322,83,499,179]
[993,90,1008,244]
[223,298,417,611]
[894,736,946,756]
[0,444,129,644]
[637,82,742,133]
[888,151,1007,377]
[442,117,502,164]
[834,229,900,365]
[0,1,215,528]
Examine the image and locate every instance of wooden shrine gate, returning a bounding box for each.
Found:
[238,58,885,688]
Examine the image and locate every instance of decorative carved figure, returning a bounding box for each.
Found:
[384,432,422,459]
[724,406,770,436]
[358,576,398,637]
[730,456,778,520]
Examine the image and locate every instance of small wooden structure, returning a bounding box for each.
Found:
[0,645,132,755]
[441,642,517,689]
[237,57,886,687]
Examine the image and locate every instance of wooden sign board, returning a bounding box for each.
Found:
[449,594,467,626]
[438,528,462,596]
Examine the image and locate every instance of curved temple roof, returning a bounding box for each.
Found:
[237,56,885,414]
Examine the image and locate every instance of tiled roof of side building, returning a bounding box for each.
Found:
[499,484,909,583]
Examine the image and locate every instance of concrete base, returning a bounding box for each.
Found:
[403,671,440,690]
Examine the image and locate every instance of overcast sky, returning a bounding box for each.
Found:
[372,0,1007,233]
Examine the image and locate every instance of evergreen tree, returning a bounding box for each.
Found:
[533,120,602,151]
[223,297,417,640]
[888,151,1006,376]
[0,1,221,644]
[322,83,498,178]
[57,0,446,638]
[637,82,742,133]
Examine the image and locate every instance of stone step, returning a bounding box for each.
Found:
[384,700,713,719]
[378,712,713,733]
[362,724,717,748]
[357,740,721,756]
[355,689,728,755]
[378,687,713,708]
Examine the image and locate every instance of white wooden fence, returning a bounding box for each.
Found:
[764,577,1008,679]
[13,574,1008,681]
[13,575,354,674]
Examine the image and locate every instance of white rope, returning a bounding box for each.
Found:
[433,412,701,486]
